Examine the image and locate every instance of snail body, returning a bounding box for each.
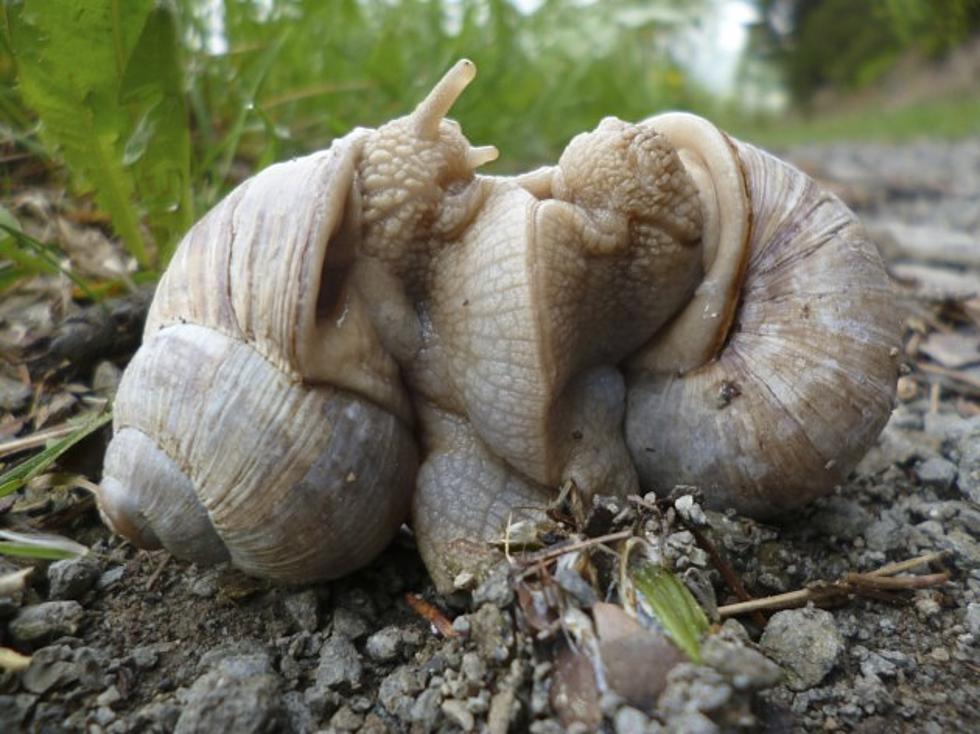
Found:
[98,61,900,591]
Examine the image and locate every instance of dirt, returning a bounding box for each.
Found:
[1,137,979,733]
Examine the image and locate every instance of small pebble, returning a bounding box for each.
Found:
[283,590,319,633]
[9,601,84,644]
[365,627,401,662]
[914,457,958,490]
[47,557,101,601]
[760,607,843,691]
[441,698,475,731]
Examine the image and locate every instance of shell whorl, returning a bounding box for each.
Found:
[98,138,419,582]
[626,138,902,517]
[104,325,417,581]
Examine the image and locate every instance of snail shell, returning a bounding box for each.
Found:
[99,135,418,582]
[625,113,902,517]
[97,61,901,589]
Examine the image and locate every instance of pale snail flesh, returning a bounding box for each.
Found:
[97,60,901,591]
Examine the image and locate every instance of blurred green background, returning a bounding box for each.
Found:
[1,0,978,276]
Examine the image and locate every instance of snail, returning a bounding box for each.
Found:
[97,60,901,591]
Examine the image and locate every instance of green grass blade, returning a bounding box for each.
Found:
[0,530,88,560]
[0,223,103,304]
[200,32,287,204]
[0,411,112,499]
[0,542,84,561]
[631,562,710,662]
[118,3,194,263]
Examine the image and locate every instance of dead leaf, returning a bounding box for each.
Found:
[891,262,980,302]
[918,331,980,368]
[593,602,687,711]
[550,641,601,730]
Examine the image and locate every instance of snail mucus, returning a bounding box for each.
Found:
[97,60,902,592]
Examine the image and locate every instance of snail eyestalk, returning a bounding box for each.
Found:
[467,144,499,170]
[412,59,477,139]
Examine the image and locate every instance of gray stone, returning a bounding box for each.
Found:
[0,374,31,412]
[198,640,270,674]
[472,562,514,607]
[760,608,844,691]
[92,361,122,395]
[365,625,401,662]
[31,702,69,733]
[667,711,721,734]
[281,691,312,734]
[20,646,77,694]
[47,556,101,600]
[0,694,36,730]
[554,565,598,607]
[130,645,160,670]
[865,509,909,552]
[461,651,487,687]
[92,705,116,726]
[958,425,980,504]
[658,664,732,717]
[331,605,369,641]
[441,698,475,731]
[314,635,363,691]
[21,645,107,694]
[957,506,980,535]
[283,589,319,633]
[328,705,363,731]
[470,604,514,662]
[966,603,980,636]
[174,668,282,734]
[96,566,125,590]
[189,567,220,598]
[856,423,937,475]
[410,687,443,729]
[923,412,979,441]
[915,457,958,490]
[700,635,782,690]
[9,601,84,643]
[861,652,899,679]
[134,700,181,731]
[613,706,650,734]
[810,497,871,541]
[379,664,426,719]
[96,685,122,708]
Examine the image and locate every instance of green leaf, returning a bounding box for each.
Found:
[7,0,153,266]
[631,563,710,662]
[6,0,191,268]
[0,410,112,499]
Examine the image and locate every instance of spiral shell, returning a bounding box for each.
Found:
[626,118,902,517]
[99,137,418,582]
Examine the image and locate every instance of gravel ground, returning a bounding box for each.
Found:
[1,137,979,733]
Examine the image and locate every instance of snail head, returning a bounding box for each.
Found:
[554,116,701,239]
[357,59,498,266]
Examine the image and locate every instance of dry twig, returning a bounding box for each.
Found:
[717,551,949,618]
[404,593,457,638]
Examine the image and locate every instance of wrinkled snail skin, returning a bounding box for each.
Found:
[97,60,900,590]
[626,122,903,518]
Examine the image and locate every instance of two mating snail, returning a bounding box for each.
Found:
[97,61,901,592]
